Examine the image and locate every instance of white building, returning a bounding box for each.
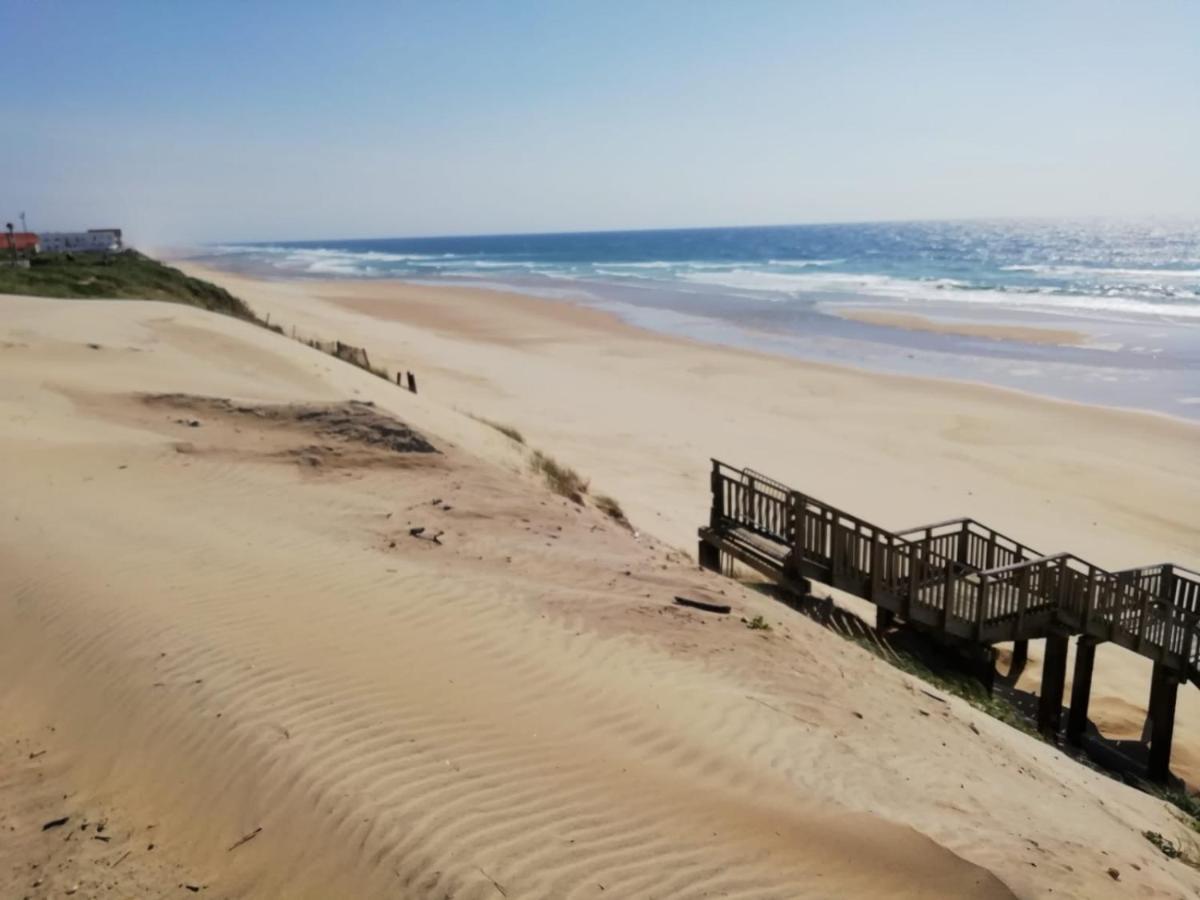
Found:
[39,229,123,253]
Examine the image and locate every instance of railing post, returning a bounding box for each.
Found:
[869,534,882,603]
[1056,559,1074,626]
[1160,566,1177,621]
[956,524,970,567]
[1082,567,1097,634]
[1016,565,1031,635]
[941,555,954,627]
[709,460,724,529]
[1159,603,1177,661]
[974,574,989,641]
[746,474,758,531]
[793,494,806,563]
[1136,587,1153,654]
[907,540,920,605]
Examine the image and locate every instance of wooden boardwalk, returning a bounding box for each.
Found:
[698,460,1199,784]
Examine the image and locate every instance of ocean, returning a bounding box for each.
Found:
[198,219,1200,419]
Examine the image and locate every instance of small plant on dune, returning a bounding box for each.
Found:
[743,614,772,631]
[1143,831,1184,859]
[530,450,588,503]
[470,414,526,445]
[1150,786,1200,836]
[594,493,629,526]
[1143,829,1200,869]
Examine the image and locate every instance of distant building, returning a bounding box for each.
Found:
[88,228,123,246]
[4,232,40,255]
[39,229,123,253]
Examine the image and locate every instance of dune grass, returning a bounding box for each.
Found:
[0,251,262,323]
[594,493,628,525]
[530,450,589,503]
[470,415,526,445]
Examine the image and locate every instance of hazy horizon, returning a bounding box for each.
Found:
[211,212,1200,249]
[5,1,1198,245]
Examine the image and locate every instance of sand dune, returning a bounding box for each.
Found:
[2,292,1198,897]
[182,265,1200,787]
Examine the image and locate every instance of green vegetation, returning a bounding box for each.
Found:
[0,251,261,323]
[470,415,526,445]
[743,614,772,631]
[530,450,589,503]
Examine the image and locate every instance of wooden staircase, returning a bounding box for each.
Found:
[698,460,1199,783]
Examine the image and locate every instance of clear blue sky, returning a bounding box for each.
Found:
[3,1,1197,243]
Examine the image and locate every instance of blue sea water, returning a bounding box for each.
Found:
[200,219,1200,418]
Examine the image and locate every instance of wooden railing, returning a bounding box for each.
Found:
[712,462,792,544]
[1114,564,1200,679]
[895,518,1039,572]
[705,460,1200,681]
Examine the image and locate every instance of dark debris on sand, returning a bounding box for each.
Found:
[146,395,438,455]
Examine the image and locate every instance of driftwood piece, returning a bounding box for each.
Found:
[227,826,262,852]
[673,596,732,615]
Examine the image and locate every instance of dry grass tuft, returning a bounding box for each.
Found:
[595,493,629,526]
[531,450,589,503]
[470,415,526,445]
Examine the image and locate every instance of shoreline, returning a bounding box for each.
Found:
[182,259,1200,430]
[175,248,1200,423]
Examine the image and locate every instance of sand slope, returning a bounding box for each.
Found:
[1,293,1198,898]
[180,266,1200,791]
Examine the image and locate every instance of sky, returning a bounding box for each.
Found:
[2,1,1198,244]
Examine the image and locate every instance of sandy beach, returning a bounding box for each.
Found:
[834,307,1088,345]
[2,271,1199,897]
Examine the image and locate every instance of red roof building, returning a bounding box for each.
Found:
[5,232,40,254]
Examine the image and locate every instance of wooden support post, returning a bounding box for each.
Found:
[396,372,404,386]
[974,575,988,641]
[875,606,894,633]
[406,371,418,394]
[1010,639,1028,672]
[1038,632,1070,741]
[698,539,721,574]
[973,645,997,694]
[1147,662,1179,784]
[1066,636,1098,747]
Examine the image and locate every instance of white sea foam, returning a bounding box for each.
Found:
[205,242,1200,320]
[680,268,1200,319]
[1001,264,1200,280]
[602,261,676,269]
[766,258,844,267]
